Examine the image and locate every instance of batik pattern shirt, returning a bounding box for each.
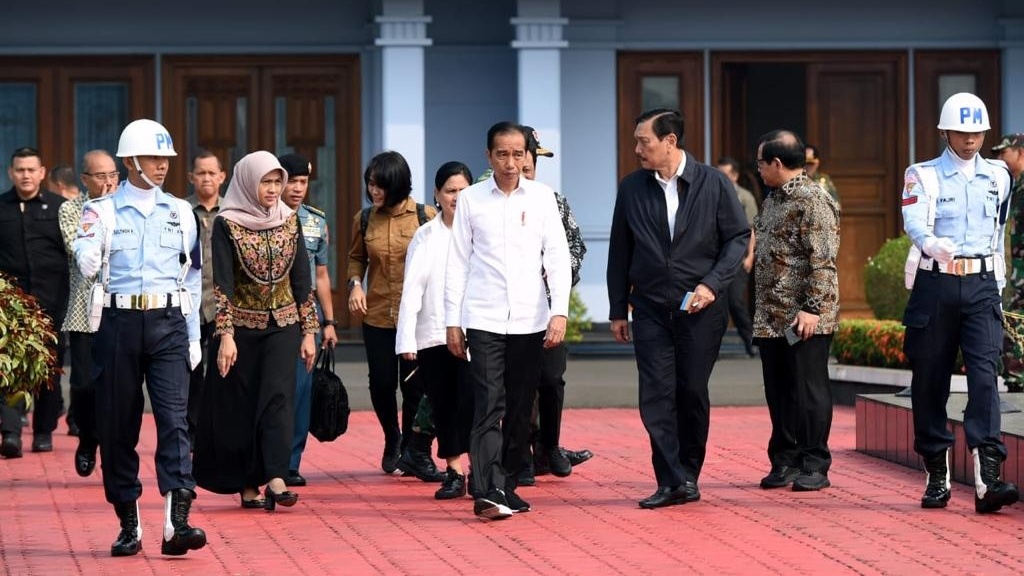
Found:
[752,173,840,338]
[212,213,318,336]
[58,195,93,333]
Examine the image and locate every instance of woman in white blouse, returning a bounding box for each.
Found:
[395,161,474,500]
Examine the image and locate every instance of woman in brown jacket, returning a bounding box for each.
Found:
[347,151,436,473]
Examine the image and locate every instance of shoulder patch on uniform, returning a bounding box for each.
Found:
[305,204,326,218]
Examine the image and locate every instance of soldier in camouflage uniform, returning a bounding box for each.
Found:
[994,134,1024,389]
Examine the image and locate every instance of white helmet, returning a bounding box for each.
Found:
[937,92,990,132]
[116,119,177,157]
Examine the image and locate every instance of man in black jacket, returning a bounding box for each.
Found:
[607,109,750,509]
[0,147,69,457]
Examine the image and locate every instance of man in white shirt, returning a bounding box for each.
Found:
[446,121,571,520]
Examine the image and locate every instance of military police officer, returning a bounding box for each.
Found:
[901,92,1019,513]
[277,153,338,487]
[74,119,208,556]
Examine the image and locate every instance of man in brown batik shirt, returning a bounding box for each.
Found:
[752,130,840,493]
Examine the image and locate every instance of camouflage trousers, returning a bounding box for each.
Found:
[1002,310,1024,393]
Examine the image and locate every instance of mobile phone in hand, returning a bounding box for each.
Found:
[784,325,801,346]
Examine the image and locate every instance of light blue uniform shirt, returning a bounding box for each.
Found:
[902,148,1007,259]
[297,204,329,284]
[73,182,202,341]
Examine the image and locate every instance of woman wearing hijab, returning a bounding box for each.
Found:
[193,151,318,511]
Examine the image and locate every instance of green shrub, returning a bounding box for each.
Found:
[566,288,591,343]
[864,235,911,320]
[831,318,965,373]
[0,272,59,396]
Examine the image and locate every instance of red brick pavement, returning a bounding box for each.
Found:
[2,406,1023,575]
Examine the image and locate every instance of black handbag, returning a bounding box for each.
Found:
[309,347,350,442]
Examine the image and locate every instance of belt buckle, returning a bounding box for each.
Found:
[953,259,967,276]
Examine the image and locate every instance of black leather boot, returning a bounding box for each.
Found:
[161,489,207,555]
[920,449,951,508]
[396,431,445,482]
[111,501,142,557]
[973,446,1020,514]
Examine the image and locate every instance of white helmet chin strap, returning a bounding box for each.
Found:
[132,156,161,190]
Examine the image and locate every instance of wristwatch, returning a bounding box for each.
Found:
[347,278,361,290]
[323,319,338,327]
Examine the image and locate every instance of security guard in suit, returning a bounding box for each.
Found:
[74,119,208,556]
[901,92,1019,513]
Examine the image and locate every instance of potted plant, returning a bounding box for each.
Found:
[0,272,60,402]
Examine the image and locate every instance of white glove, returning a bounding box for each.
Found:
[189,341,202,371]
[78,248,102,278]
[922,237,956,265]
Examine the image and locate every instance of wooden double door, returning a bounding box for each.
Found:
[618,50,1000,317]
[162,55,362,327]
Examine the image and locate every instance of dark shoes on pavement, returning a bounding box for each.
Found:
[792,471,830,492]
[31,433,52,453]
[74,439,97,477]
[285,470,307,487]
[972,446,1019,514]
[161,489,207,555]
[381,437,401,474]
[547,447,572,477]
[111,501,143,557]
[565,448,593,467]
[473,489,515,520]
[396,432,445,482]
[638,481,700,509]
[920,450,951,509]
[0,433,22,459]
[760,465,801,489]
[435,468,467,500]
[517,460,536,486]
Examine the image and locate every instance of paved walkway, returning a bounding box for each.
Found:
[3,405,1023,575]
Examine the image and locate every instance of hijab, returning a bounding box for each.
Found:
[219,150,294,231]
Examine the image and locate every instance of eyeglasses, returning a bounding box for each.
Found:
[754,158,770,169]
[83,171,119,180]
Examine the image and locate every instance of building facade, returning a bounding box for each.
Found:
[3,0,1022,326]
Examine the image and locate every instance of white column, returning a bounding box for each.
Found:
[513,1,567,192]
[1000,18,1024,131]
[376,3,432,202]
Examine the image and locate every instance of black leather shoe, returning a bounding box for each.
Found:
[396,432,446,482]
[547,447,572,477]
[435,468,467,500]
[382,438,401,474]
[639,485,689,509]
[505,489,531,513]
[0,433,22,459]
[74,440,97,477]
[564,447,593,467]
[517,461,536,486]
[682,480,700,502]
[973,446,1020,513]
[285,470,307,487]
[161,489,207,555]
[760,465,800,489]
[792,471,831,492]
[31,433,53,453]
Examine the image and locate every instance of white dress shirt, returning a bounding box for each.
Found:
[445,175,571,335]
[395,214,450,354]
[653,154,686,239]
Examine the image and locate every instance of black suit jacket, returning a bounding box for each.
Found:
[606,152,750,320]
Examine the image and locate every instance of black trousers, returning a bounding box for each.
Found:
[363,323,421,450]
[93,307,193,504]
[417,344,472,459]
[467,329,543,495]
[535,343,568,449]
[68,331,98,447]
[904,271,1005,458]
[758,335,834,474]
[726,267,754,352]
[632,303,727,487]
[186,321,215,440]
